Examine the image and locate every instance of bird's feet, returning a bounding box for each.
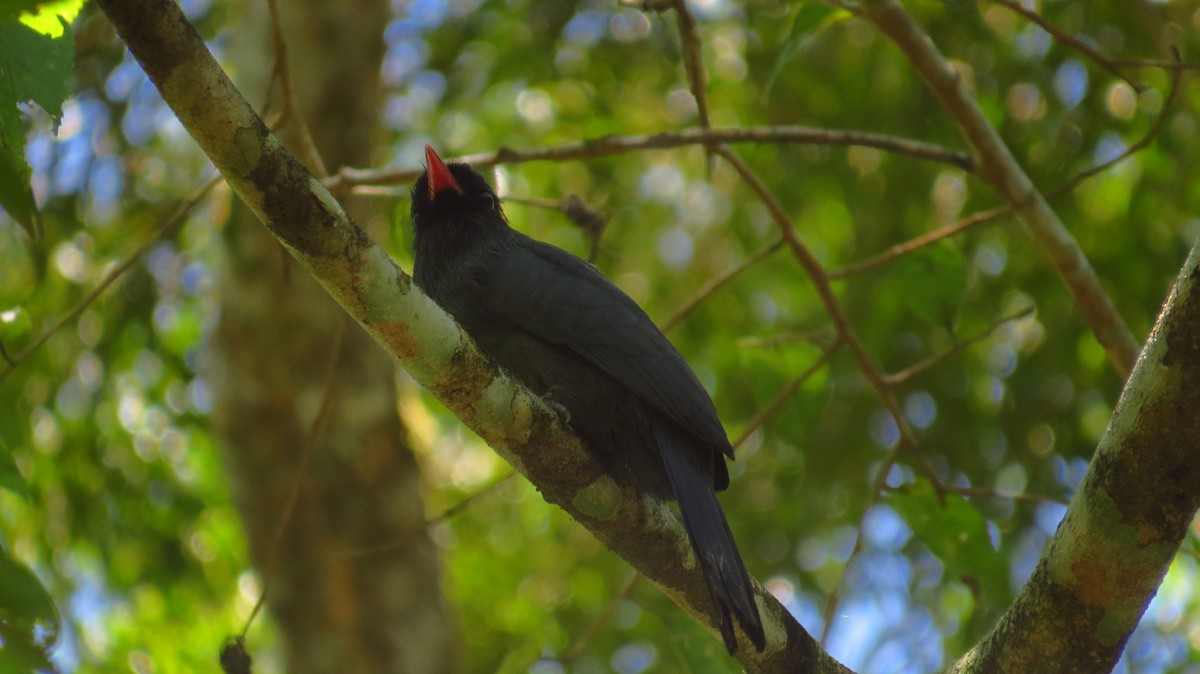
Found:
[541,388,572,424]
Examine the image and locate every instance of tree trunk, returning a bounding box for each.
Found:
[209,1,458,671]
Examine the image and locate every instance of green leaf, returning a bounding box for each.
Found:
[0,545,59,639]
[0,19,73,125]
[494,638,539,674]
[766,3,851,96]
[0,622,54,673]
[0,438,29,500]
[892,242,967,330]
[0,305,31,342]
[0,16,73,233]
[886,480,1009,607]
[19,0,83,38]
[0,99,34,228]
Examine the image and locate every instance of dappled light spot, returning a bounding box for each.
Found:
[1054,60,1089,108]
[869,409,900,449]
[609,9,650,43]
[1006,82,1046,122]
[612,642,658,674]
[972,240,1007,276]
[1026,424,1056,458]
[1106,82,1138,120]
[903,390,937,429]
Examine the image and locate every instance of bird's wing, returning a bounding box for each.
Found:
[480,235,732,456]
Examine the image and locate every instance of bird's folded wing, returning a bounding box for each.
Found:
[479,236,732,457]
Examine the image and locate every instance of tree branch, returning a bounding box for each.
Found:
[988,0,1142,91]
[93,0,850,669]
[949,245,1200,672]
[329,125,972,193]
[857,0,1141,379]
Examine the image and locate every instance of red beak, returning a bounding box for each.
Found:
[425,145,462,200]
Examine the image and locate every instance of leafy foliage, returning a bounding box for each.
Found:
[1,0,1199,672]
[0,3,74,232]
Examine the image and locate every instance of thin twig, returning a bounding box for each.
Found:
[504,194,611,261]
[820,436,907,644]
[330,126,973,190]
[0,176,222,387]
[713,144,940,486]
[732,342,842,449]
[263,0,328,179]
[828,204,1009,280]
[660,237,785,334]
[335,472,519,558]
[242,316,349,636]
[560,571,641,663]
[1050,50,1184,192]
[941,485,1070,506]
[989,0,1142,91]
[828,58,1183,281]
[1107,58,1200,71]
[668,0,714,174]
[884,306,1035,386]
[737,329,838,349]
[858,0,1141,377]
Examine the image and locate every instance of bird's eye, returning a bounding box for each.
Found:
[481,193,497,210]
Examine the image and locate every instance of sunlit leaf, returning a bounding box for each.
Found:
[0,439,29,500]
[18,0,82,37]
[887,480,1009,607]
[0,16,73,233]
[766,3,851,96]
[0,545,59,643]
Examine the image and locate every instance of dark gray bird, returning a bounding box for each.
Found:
[411,145,765,653]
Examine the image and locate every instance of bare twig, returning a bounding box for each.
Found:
[263,0,328,179]
[712,144,940,486]
[884,306,1035,386]
[829,58,1183,281]
[660,237,785,333]
[732,342,842,449]
[941,484,1070,506]
[336,472,519,558]
[857,0,1140,378]
[989,0,1142,91]
[504,194,611,261]
[561,571,641,663]
[820,435,908,644]
[667,0,714,174]
[1107,58,1200,71]
[828,204,1010,280]
[0,176,221,387]
[1051,50,1184,192]
[330,126,972,190]
[737,329,838,349]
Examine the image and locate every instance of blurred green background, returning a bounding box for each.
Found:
[2,0,1199,672]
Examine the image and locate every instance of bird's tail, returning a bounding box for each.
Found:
[655,422,766,653]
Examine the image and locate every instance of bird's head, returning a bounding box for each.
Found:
[411,145,505,234]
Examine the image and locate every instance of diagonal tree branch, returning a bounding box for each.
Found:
[948,244,1200,673]
[92,0,850,670]
[856,0,1141,379]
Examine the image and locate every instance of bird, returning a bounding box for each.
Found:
[410,145,765,653]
